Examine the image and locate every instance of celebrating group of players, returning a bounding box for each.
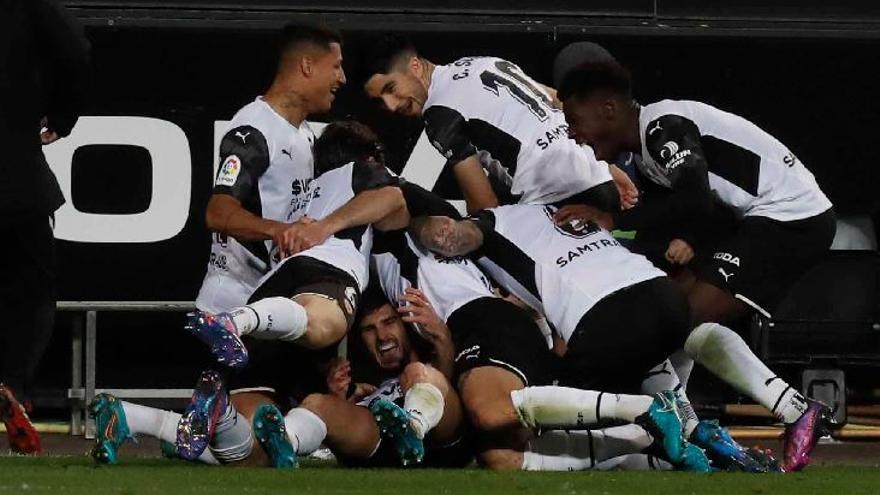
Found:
[87,23,837,473]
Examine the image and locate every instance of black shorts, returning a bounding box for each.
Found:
[447,297,559,387]
[561,277,691,394]
[248,255,360,328]
[694,209,836,317]
[226,341,335,410]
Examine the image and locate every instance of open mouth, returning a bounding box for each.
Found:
[378,340,398,355]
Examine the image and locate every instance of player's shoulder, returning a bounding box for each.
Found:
[426,56,496,109]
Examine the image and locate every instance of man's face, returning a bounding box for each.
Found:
[359,304,411,371]
[563,94,622,162]
[306,42,346,114]
[364,60,428,117]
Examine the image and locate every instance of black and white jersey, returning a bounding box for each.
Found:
[638,100,832,222]
[423,56,612,205]
[471,204,666,342]
[356,377,403,407]
[269,160,398,293]
[196,97,316,313]
[373,182,495,322]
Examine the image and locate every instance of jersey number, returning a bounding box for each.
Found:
[480,60,552,122]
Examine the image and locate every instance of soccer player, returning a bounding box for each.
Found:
[89,23,346,466]
[362,35,622,214]
[274,287,466,468]
[411,202,832,472]
[554,59,835,328]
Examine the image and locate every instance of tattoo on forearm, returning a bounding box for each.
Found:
[409,216,483,257]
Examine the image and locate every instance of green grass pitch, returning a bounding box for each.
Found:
[1,457,879,495]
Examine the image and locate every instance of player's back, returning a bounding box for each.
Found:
[196,97,315,312]
[474,203,665,341]
[424,57,610,205]
[639,99,831,221]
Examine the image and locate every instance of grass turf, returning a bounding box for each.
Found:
[1,457,879,495]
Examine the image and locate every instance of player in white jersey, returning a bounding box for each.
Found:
[411,202,833,472]
[87,23,347,467]
[555,59,835,327]
[362,36,623,214]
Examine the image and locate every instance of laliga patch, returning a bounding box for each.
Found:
[216,155,241,186]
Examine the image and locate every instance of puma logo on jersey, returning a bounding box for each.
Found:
[455,345,481,361]
[718,267,734,282]
[281,148,293,159]
[648,121,663,136]
[235,131,250,143]
[713,252,741,267]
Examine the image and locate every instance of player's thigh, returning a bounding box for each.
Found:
[301,393,380,459]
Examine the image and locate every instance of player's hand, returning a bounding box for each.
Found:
[325,357,352,399]
[39,117,60,145]
[665,238,695,265]
[553,204,614,230]
[398,288,451,347]
[348,383,378,403]
[274,217,331,258]
[610,164,639,210]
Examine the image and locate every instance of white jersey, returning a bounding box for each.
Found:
[267,161,397,293]
[372,182,496,322]
[373,232,495,323]
[638,100,832,222]
[356,377,402,407]
[423,56,612,205]
[472,204,666,342]
[196,97,315,312]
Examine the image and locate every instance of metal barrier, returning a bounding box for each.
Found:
[58,301,196,438]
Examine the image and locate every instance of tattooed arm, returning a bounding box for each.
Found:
[408,216,485,258]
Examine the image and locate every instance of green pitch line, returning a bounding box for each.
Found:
[0,457,879,495]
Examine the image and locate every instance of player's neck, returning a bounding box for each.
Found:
[419,59,435,93]
[263,85,308,127]
[623,101,642,152]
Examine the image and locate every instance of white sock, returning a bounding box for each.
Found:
[522,424,653,471]
[403,383,445,440]
[284,407,328,456]
[510,387,654,428]
[121,401,219,465]
[595,454,673,471]
[230,297,308,342]
[640,361,699,438]
[685,322,808,424]
[669,349,695,390]
[209,403,254,463]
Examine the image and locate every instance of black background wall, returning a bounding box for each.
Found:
[34,1,880,403]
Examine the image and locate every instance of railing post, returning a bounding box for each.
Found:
[70,314,84,435]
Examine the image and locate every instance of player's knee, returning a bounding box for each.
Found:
[400,362,429,390]
[477,448,522,470]
[300,393,331,417]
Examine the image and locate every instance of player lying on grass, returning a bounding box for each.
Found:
[410,202,830,473]
[86,288,464,468]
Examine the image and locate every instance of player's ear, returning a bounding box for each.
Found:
[300,55,315,78]
[408,56,422,77]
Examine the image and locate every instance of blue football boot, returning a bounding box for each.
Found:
[370,398,425,466]
[253,403,298,469]
[89,393,134,465]
[184,311,248,369]
[176,370,228,461]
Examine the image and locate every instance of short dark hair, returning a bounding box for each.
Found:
[558,60,632,102]
[278,22,342,61]
[356,283,392,326]
[364,34,418,77]
[313,120,385,175]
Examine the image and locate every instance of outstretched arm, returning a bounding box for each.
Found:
[409,216,485,258]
